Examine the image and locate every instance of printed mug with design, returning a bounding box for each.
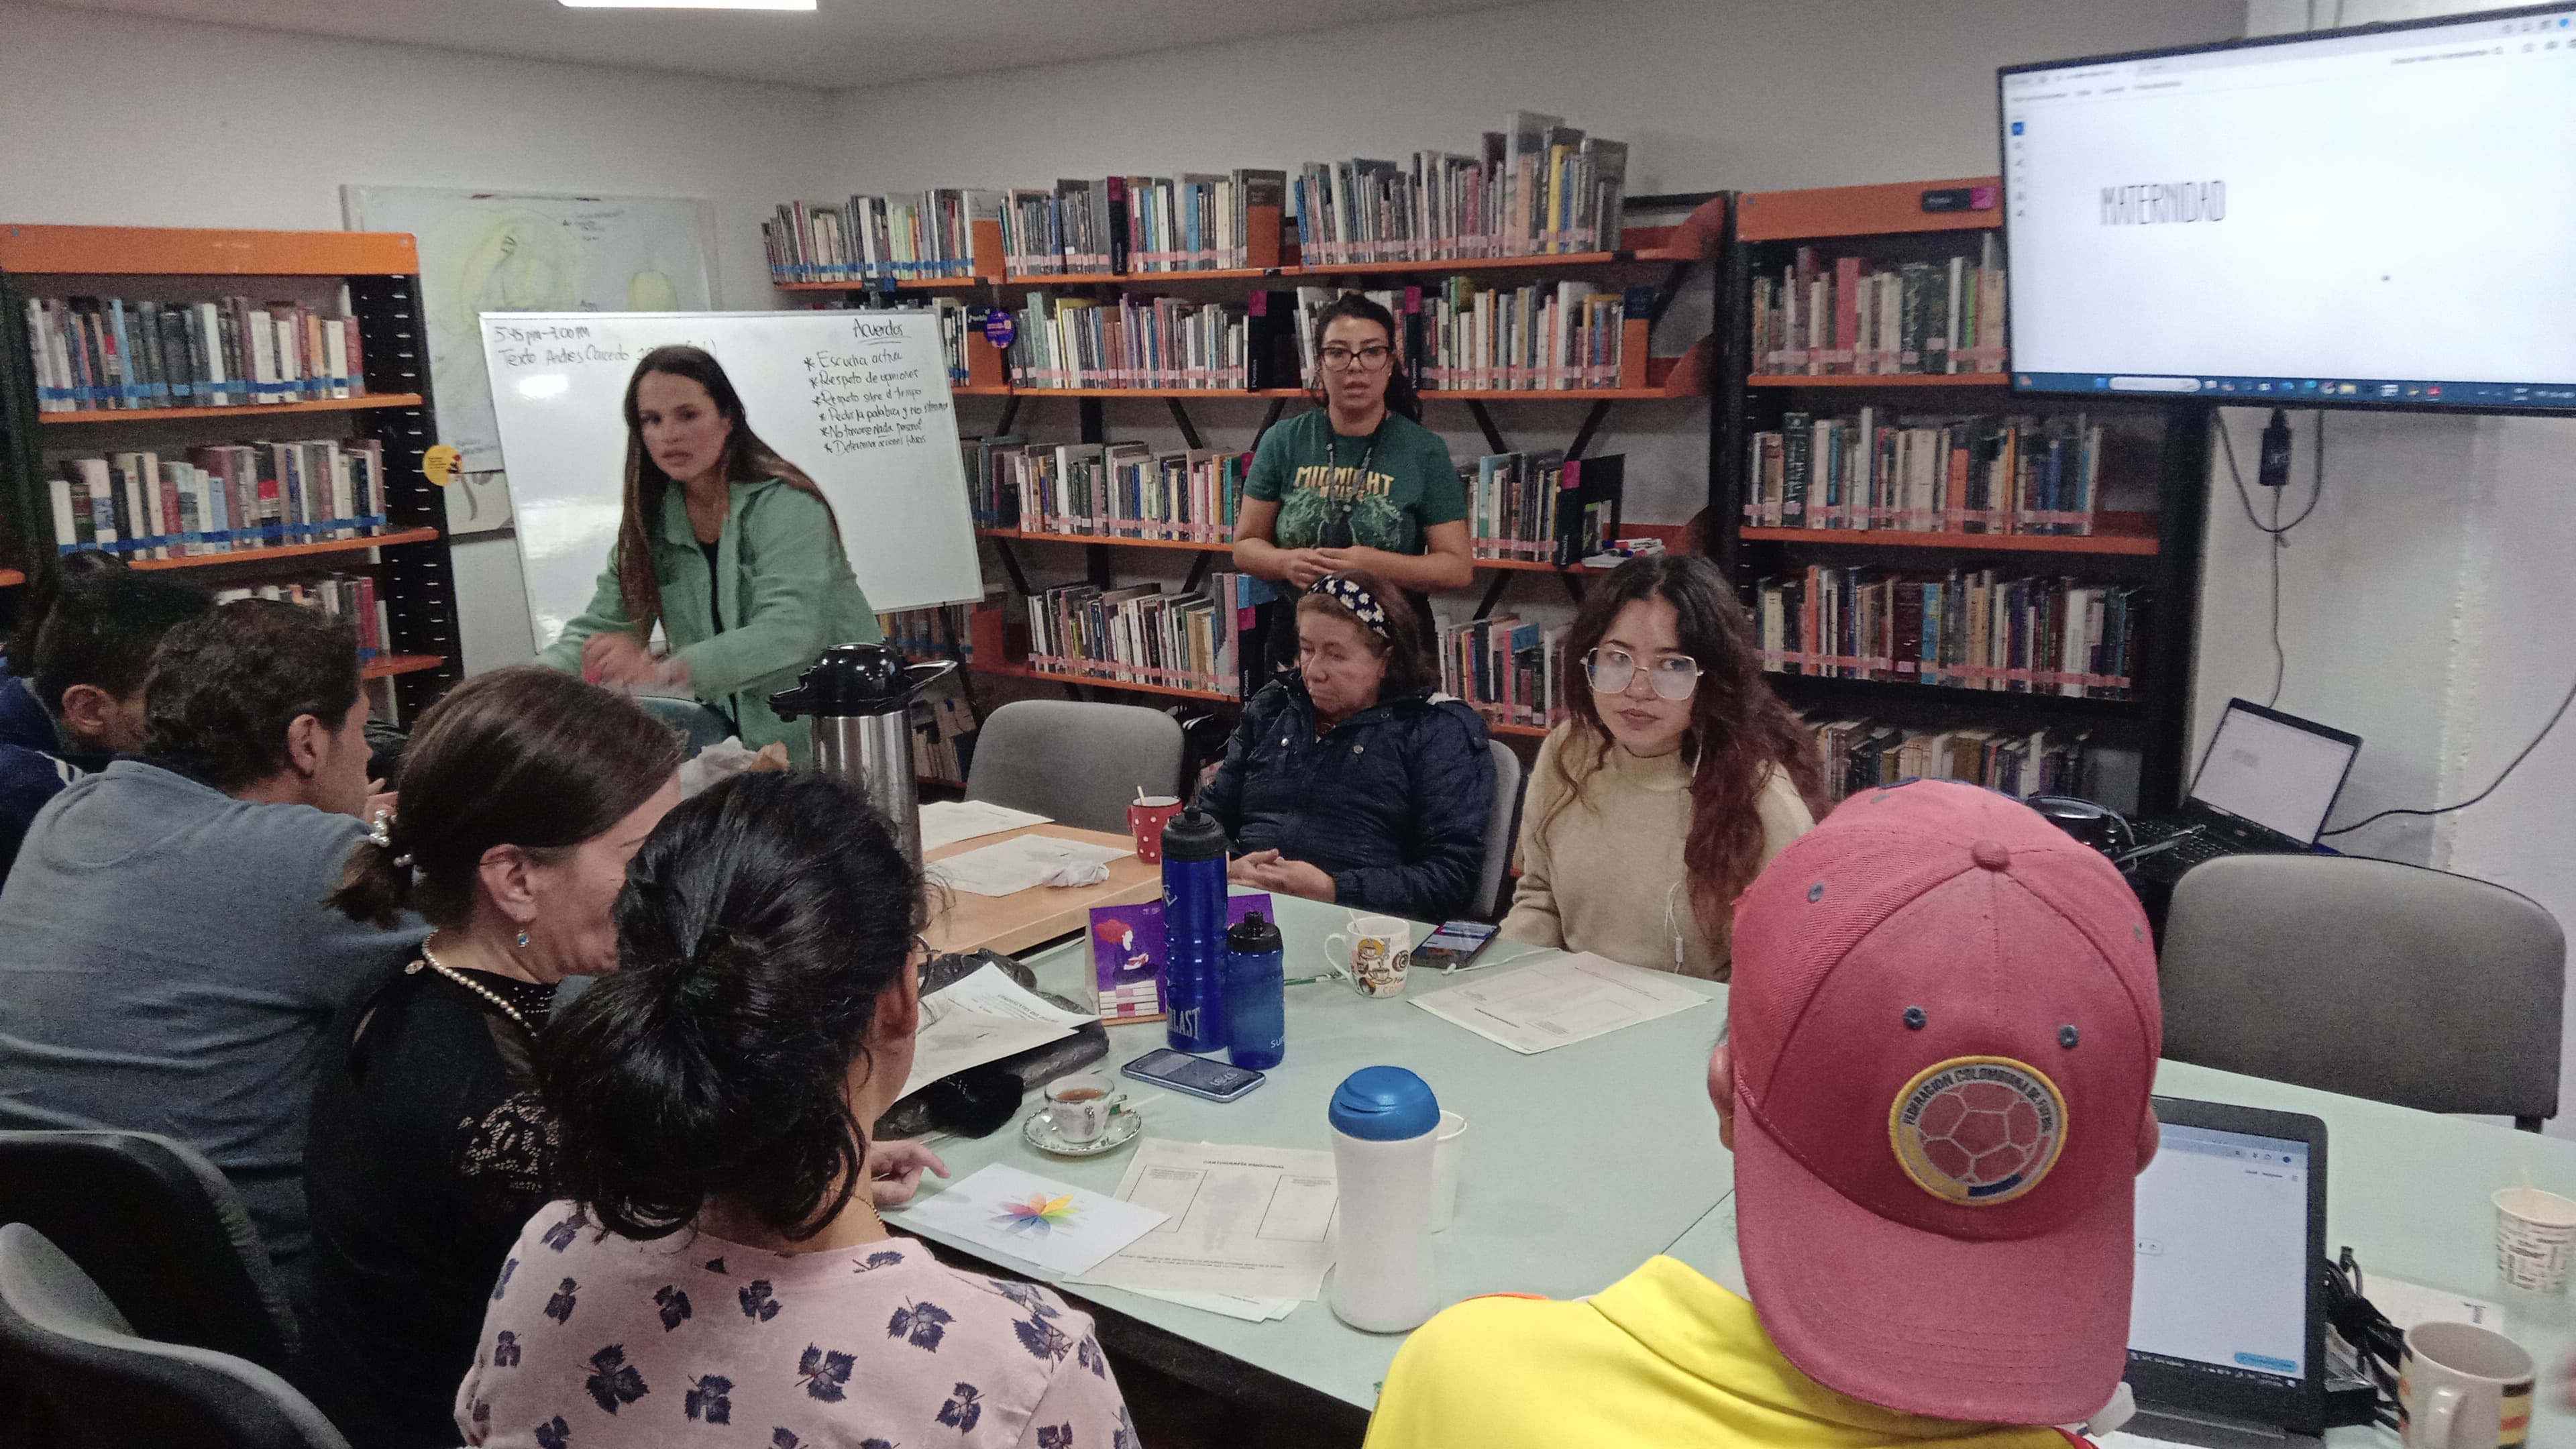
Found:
[2399,1320,2534,1449]
[1042,1073,1128,1146]
[1323,914,1414,998]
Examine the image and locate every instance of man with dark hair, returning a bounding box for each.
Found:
[0,569,214,888]
[0,599,418,1263]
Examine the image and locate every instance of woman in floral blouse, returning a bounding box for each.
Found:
[460,771,1132,1448]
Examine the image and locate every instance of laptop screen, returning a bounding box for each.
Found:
[2130,1120,2312,1385]
[2189,703,2359,843]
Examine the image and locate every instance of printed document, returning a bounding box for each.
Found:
[920,800,1055,851]
[889,1164,1168,1279]
[1411,951,1710,1054]
[1073,1138,1340,1302]
[895,964,1093,1099]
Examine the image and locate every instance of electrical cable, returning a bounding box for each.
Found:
[2216,411,2326,710]
[2320,663,2576,837]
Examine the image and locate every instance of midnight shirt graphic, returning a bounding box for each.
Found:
[1244,409,1464,554]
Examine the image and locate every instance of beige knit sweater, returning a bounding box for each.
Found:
[1500,727,1815,980]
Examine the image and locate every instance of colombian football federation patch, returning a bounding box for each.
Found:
[1890,1057,2067,1204]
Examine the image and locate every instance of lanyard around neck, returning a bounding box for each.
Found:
[1327,418,1385,483]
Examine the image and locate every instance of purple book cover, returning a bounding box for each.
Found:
[1089,892,1273,1024]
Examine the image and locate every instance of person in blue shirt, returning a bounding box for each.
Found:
[0,568,213,888]
[0,547,128,755]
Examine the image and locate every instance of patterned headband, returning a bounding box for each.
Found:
[1307,575,1390,639]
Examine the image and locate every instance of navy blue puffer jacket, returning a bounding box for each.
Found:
[1196,672,1495,922]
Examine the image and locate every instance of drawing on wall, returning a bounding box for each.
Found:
[341,186,717,535]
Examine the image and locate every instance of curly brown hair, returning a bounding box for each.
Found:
[1544,555,1826,938]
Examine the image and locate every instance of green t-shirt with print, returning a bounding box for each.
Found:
[1244,409,1464,553]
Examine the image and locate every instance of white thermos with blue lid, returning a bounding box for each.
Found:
[1328,1065,1440,1332]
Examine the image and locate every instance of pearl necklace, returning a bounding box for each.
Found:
[414,940,537,1036]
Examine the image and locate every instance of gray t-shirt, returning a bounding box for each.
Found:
[0,759,423,1260]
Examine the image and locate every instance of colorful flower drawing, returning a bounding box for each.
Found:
[992,1191,1080,1236]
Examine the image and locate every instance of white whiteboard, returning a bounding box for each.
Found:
[481,310,981,651]
[341,185,717,534]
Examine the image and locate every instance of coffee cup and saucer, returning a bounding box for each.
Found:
[1022,1073,1142,1157]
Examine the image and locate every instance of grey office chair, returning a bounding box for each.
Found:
[2161,855,2565,1130]
[1475,740,1525,920]
[0,1224,349,1449]
[0,1130,298,1371]
[965,700,1186,835]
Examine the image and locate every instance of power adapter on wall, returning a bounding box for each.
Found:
[2258,408,2295,490]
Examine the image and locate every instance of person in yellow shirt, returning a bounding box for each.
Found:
[1366,778,2165,1449]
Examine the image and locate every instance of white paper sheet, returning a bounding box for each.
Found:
[1119,1286,1301,1322]
[920,800,1055,851]
[930,963,1097,1028]
[1409,951,1710,1055]
[2359,1273,2507,1333]
[1071,1138,1340,1302]
[926,836,1132,898]
[897,1012,1070,1102]
[888,1164,1169,1278]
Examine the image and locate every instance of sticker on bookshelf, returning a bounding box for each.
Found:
[422,443,462,487]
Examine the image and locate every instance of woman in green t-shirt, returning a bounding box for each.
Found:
[1233,294,1473,593]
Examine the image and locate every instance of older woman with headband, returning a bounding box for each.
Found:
[1197,570,1494,922]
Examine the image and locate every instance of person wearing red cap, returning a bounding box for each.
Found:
[1364,777,2162,1449]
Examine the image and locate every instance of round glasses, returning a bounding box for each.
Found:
[1585,647,1701,700]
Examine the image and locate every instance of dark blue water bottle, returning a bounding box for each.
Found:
[1161,808,1230,1054]
[1223,911,1285,1070]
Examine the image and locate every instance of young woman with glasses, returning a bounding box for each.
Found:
[1230,293,1474,594]
[1500,555,1826,980]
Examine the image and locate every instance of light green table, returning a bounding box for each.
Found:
[888,894,1732,1429]
[1665,1057,2576,1444]
[894,894,2576,1442]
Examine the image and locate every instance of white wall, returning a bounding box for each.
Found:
[2200,0,2576,1131]
[0,1,834,673]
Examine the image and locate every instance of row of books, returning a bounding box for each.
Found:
[877,602,977,661]
[1464,451,1624,565]
[762,193,987,285]
[1743,411,2112,535]
[1002,172,1287,276]
[1812,718,2089,804]
[24,297,367,413]
[1281,280,1645,394]
[215,575,393,662]
[48,441,392,558]
[1023,573,1275,700]
[964,435,1250,544]
[1754,566,2143,699]
[1439,613,1571,731]
[908,680,978,785]
[1001,290,1291,391]
[1750,237,2007,376]
[1293,111,1628,264]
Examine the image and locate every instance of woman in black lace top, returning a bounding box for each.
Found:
[297,667,684,1446]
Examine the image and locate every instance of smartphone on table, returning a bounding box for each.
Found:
[1121,1047,1265,1103]
[1415,919,1500,971]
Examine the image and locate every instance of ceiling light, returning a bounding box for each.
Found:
[560,0,816,9]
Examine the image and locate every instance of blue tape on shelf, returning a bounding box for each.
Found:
[357,515,389,529]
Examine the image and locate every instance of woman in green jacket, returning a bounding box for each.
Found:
[538,345,879,765]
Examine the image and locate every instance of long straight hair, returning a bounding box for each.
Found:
[1305,292,1422,423]
[614,345,841,637]
[1545,555,1827,938]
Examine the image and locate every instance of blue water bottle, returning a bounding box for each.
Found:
[1161,808,1230,1054]
[1224,911,1286,1070]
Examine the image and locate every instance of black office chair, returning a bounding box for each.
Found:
[0,1131,297,1369]
[0,1224,347,1449]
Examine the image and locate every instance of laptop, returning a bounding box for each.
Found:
[2122,1097,2329,1446]
[2125,700,2361,884]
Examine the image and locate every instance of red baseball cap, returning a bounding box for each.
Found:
[1728,778,2161,1426]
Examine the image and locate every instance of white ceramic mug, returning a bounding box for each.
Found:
[1043,1073,1127,1145]
[2400,1320,2534,1448]
[1322,914,1413,998]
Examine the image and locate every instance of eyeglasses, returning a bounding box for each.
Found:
[1585,647,1701,700]
[1318,343,1394,372]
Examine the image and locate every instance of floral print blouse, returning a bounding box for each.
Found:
[458,1200,1133,1449]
